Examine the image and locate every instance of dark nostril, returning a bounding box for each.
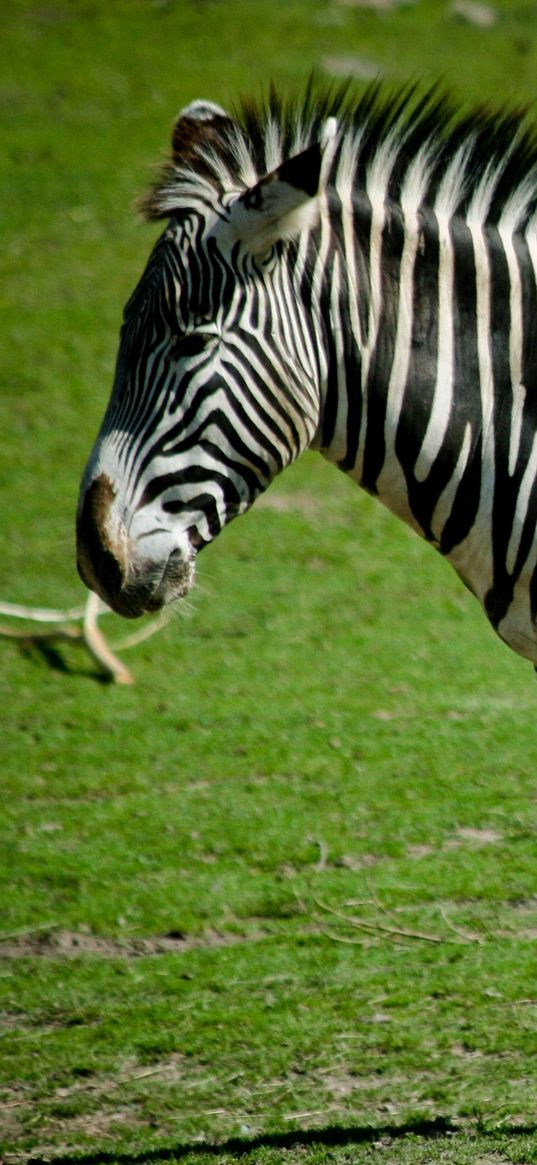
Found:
[76,476,125,599]
[76,539,124,597]
[186,525,206,550]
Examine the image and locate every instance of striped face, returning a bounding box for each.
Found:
[77,116,335,617]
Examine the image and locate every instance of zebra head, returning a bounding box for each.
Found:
[77,100,337,618]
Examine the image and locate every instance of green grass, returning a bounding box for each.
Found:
[2,1,537,1162]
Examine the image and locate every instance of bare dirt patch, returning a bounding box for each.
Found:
[0,1052,196,1152]
[0,926,267,960]
[444,827,503,849]
[0,1102,23,1146]
[406,829,503,861]
[52,1052,188,1101]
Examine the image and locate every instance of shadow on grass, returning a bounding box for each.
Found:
[26,1116,537,1165]
[21,640,112,684]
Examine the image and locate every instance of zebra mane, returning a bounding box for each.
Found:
[142,80,537,234]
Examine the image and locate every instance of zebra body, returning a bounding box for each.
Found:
[77,85,537,666]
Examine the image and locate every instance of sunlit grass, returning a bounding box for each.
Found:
[2,2,537,1161]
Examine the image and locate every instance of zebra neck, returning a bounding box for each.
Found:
[315,195,491,550]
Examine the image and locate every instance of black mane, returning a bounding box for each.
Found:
[143,80,537,231]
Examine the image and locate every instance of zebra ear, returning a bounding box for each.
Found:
[227,118,338,254]
[171,99,236,166]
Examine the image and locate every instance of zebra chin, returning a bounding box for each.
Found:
[77,540,196,619]
[77,541,196,619]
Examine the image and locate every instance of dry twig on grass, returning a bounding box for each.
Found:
[0,591,168,683]
[313,893,484,946]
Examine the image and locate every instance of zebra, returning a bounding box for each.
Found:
[77,82,537,668]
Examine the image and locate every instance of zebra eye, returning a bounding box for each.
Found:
[178,332,213,359]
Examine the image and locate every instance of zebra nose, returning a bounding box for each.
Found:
[76,474,127,607]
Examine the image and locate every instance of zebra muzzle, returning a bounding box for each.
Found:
[76,474,194,618]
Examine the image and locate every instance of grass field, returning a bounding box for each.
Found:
[2,1,537,1162]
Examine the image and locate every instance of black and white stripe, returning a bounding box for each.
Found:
[79,83,537,662]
